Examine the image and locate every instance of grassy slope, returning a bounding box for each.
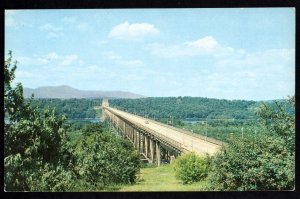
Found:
[119,164,207,191]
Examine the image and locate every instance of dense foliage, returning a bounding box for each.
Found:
[4,52,140,191]
[174,153,209,184]
[182,119,261,142]
[28,98,102,119]
[4,51,72,191]
[208,96,295,190]
[109,97,258,120]
[71,124,140,189]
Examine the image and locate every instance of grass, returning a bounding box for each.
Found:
[118,163,207,191]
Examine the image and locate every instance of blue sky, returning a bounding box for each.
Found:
[5,8,295,100]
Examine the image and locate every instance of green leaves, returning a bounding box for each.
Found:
[28,98,101,119]
[74,125,140,188]
[174,153,209,184]
[109,97,257,121]
[4,52,140,191]
[256,98,295,152]
[4,52,72,191]
[208,97,295,190]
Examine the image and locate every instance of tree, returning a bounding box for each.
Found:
[4,52,73,191]
[75,124,141,188]
[256,97,295,152]
[174,153,209,184]
[4,52,140,191]
[207,96,295,190]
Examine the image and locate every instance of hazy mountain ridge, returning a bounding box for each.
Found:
[23,85,144,99]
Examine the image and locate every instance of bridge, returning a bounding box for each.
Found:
[101,100,225,166]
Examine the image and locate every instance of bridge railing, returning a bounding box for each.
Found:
[148,119,226,146]
[104,107,185,151]
[136,122,184,151]
[107,106,225,146]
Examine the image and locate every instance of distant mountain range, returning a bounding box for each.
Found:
[23,85,145,99]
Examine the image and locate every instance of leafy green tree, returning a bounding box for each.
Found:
[174,153,209,184]
[74,124,141,189]
[109,97,258,121]
[256,96,295,152]
[207,96,295,190]
[28,98,101,119]
[4,52,140,191]
[4,52,73,191]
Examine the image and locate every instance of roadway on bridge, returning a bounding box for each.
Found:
[106,107,222,155]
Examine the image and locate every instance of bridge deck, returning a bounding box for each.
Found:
[105,106,223,155]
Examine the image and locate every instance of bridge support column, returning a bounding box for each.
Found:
[166,151,170,162]
[156,141,161,166]
[123,122,126,138]
[134,128,137,148]
[149,138,154,163]
[137,131,141,153]
[127,124,130,138]
[137,130,140,151]
[133,127,135,143]
[131,126,134,144]
[141,133,145,154]
[126,123,129,138]
[162,148,166,160]
[145,135,148,158]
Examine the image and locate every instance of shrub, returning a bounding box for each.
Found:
[208,97,295,190]
[174,153,208,184]
[75,125,141,189]
[207,134,294,191]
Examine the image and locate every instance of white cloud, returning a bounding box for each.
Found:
[45,52,59,60]
[16,56,48,66]
[13,52,86,89]
[184,36,219,51]
[104,51,122,61]
[15,70,35,78]
[61,55,78,66]
[109,21,160,40]
[142,45,295,99]
[39,24,63,38]
[147,36,235,58]
[17,52,81,67]
[39,24,61,32]
[215,48,295,73]
[207,48,295,99]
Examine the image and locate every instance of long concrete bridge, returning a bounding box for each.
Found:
[102,101,225,166]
